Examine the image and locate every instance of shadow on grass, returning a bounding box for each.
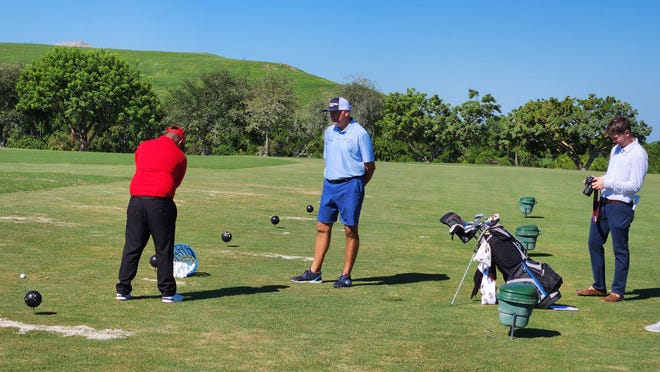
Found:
[512,328,561,338]
[126,285,289,302]
[522,215,545,219]
[183,285,289,301]
[352,272,450,286]
[624,287,660,301]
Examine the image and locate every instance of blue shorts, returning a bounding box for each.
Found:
[317,177,365,226]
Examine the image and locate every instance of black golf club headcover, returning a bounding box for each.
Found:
[440,212,464,227]
[471,268,482,298]
[440,212,475,243]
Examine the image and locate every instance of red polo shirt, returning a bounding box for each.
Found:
[129,135,187,198]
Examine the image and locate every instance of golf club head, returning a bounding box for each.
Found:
[488,214,500,225]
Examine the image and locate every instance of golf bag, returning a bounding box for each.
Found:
[476,225,562,308]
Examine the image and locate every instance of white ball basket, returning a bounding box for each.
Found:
[173,244,198,278]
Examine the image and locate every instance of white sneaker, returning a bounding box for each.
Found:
[644,321,660,333]
[162,293,183,303]
[116,293,132,301]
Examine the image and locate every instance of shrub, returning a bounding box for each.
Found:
[7,135,46,149]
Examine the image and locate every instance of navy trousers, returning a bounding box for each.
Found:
[587,202,634,295]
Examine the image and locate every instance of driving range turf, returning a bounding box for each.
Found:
[1,148,658,370]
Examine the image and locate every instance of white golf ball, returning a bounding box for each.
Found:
[20,273,26,279]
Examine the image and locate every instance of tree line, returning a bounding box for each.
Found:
[0,47,657,172]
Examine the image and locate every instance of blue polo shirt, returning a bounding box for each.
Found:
[323,119,374,180]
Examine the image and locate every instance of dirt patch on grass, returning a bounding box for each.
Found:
[0,317,133,340]
[0,215,75,226]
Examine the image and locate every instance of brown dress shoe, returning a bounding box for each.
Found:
[576,286,607,296]
[601,293,623,302]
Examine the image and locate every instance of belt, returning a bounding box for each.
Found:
[326,176,361,184]
[601,198,633,207]
[132,195,173,200]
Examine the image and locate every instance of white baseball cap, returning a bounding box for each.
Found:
[322,97,352,112]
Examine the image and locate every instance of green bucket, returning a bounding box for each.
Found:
[519,196,537,217]
[497,283,538,334]
[515,224,540,251]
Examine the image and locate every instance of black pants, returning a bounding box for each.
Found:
[116,196,178,296]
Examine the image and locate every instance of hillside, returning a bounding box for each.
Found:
[0,42,339,105]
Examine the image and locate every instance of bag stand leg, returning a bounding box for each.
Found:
[509,314,518,339]
[451,252,476,306]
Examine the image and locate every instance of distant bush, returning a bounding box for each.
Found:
[461,146,510,165]
[589,157,608,172]
[47,131,77,151]
[551,154,575,170]
[644,142,660,174]
[7,135,46,150]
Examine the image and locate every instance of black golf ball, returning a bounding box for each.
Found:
[24,290,42,308]
[149,254,158,268]
[221,231,232,243]
[306,205,314,213]
[270,215,280,225]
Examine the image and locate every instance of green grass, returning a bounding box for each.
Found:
[0,148,294,170]
[1,149,658,371]
[0,42,339,105]
[0,171,126,194]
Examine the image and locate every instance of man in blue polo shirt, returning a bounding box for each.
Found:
[290,97,376,288]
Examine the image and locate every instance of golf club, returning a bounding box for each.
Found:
[447,213,499,305]
[451,252,476,306]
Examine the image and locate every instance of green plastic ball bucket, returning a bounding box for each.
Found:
[497,283,538,338]
[519,196,536,217]
[515,224,540,252]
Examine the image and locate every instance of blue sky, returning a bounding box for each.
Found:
[3,0,659,141]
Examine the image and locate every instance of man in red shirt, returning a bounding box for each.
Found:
[115,126,188,304]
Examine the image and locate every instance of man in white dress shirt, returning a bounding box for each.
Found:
[576,116,648,302]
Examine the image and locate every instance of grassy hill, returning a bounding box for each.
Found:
[0,42,339,105]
